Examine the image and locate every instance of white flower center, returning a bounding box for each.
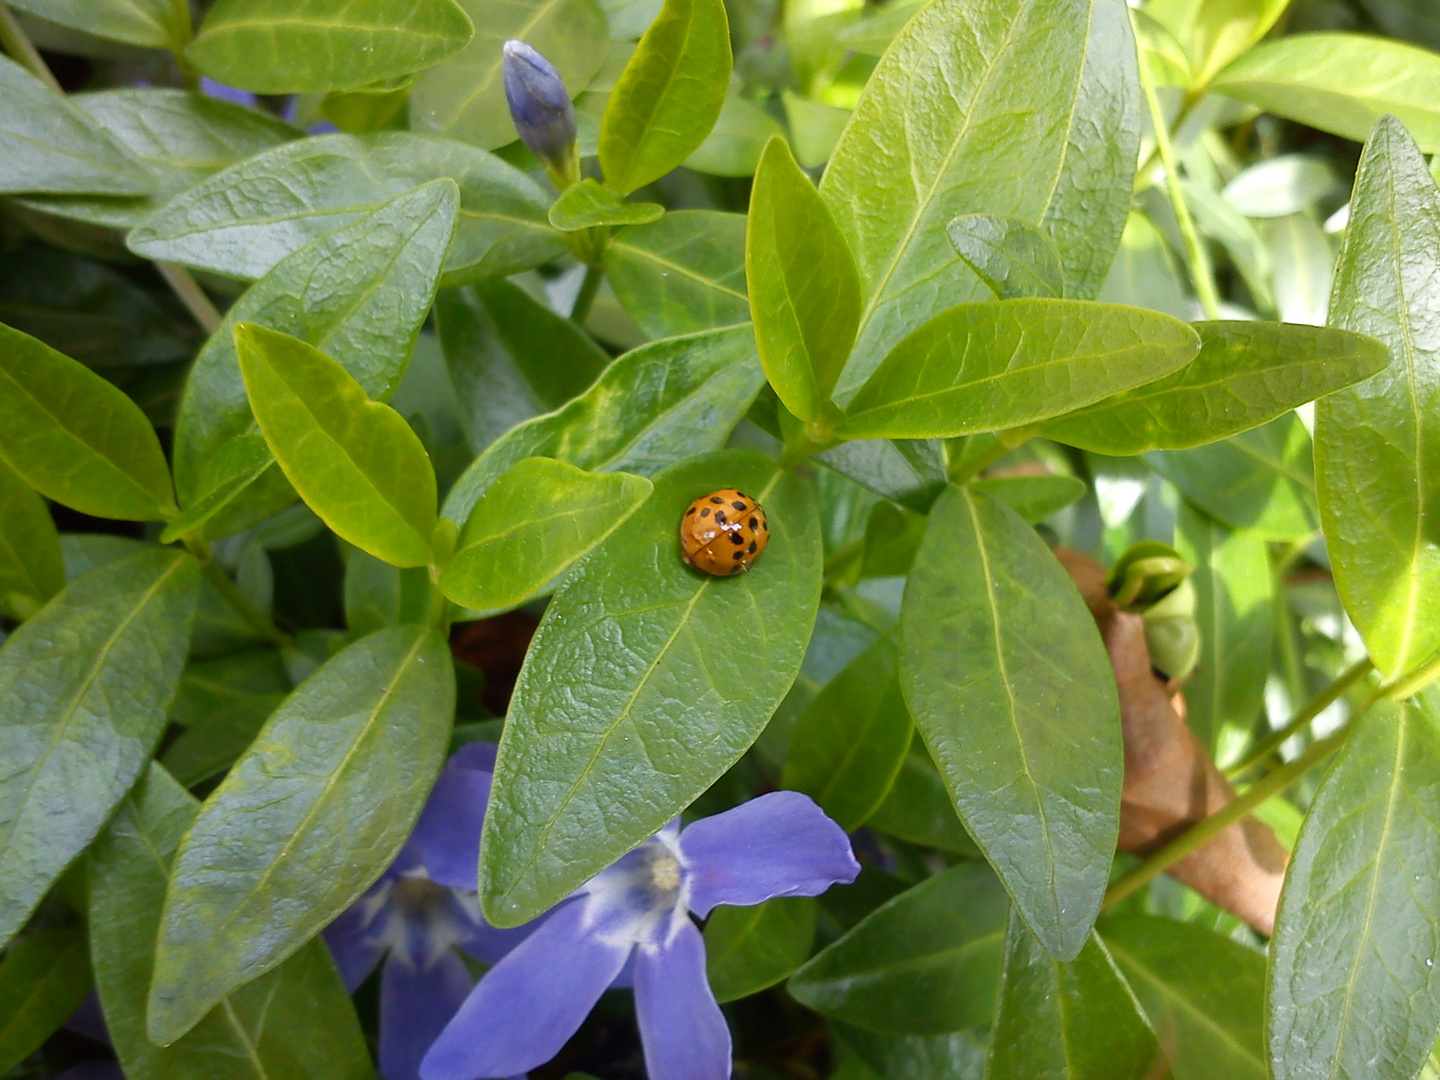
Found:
[580,833,691,950]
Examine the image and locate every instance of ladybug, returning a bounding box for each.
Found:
[680,488,769,576]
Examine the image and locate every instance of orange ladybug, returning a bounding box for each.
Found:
[680,488,769,575]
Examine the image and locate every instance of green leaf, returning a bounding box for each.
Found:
[900,486,1121,960]
[781,633,912,831]
[1212,34,1440,152]
[0,927,90,1074]
[160,651,291,787]
[0,548,199,947]
[1222,154,1341,219]
[817,439,949,515]
[789,862,1009,1034]
[986,915,1156,1080]
[237,324,439,568]
[605,210,749,338]
[185,0,474,93]
[160,436,274,544]
[410,0,609,150]
[837,300,1200,442]
[1268,697,1440,1080]
[480,449,820,925]
[344,548,434,639]
[548,178,665,231]
[1102,915,1266,1080]
[6,0,184,48]
[820,0,1141,395]
[599,0,731,193]
[747,136,861,425]
[780,91,851,169]
[706,896,817,1003]
[0,458,63,621]
[834,1023,989,1080]
[684,93,784,177]
[89,765,374,1080]
[946,215,1066,300]
[969,474,1088,524]
[148,625,454,1044]
[0,54,152,195]
[1186,0,1290,88]
[1318,116,1440,679]
[1044,321,1389,455]
[866,742,981,856]
[0,323,176,522]
[1098,210,1190,320]
[128,132,565,284]
[442,324,765,527]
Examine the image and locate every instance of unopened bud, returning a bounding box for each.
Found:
[503,40,578,186]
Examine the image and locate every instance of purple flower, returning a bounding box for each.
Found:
[502,40,578,185]
[199,77,258,109]
[419,791,860,1080]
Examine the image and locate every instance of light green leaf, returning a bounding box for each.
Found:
[1266,212,1335,326]
[1222,154,1341,219]
[837,300,1200,442]
[160,435,274,544]
[780,91,851,169]
[0,927,90,1074]
[1044,321,1389,455]
[186,0,475,93]
[148,626,454,1044]
[605,210,749,338]
[684,93,784,177]
[1098,209,1191,319]
[480,449,820,925]
[549,177,665,231]
[946,215,1065,300]
[1187,0,1291,88]
[6,0,184,49]
[969,474,1088,524]
[237,324,439,568]
[706,896,817,1003]
[599,0,731,193]
[900,487,1121,960]
[160,651,291,787]
[0,548,199,947]
[0,322,176,522]
[0,458,63,621]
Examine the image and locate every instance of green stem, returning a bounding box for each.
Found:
[0,2,60,90]
[1133,91,1200,191]
[1379,649,1440,702]
[191,546,292,649]
[1225,657,1374,779]
[156,261,222,334]
[571,263,604,325]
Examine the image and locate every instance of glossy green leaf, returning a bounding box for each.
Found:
[837,300,1200,442]
[1318,117,1440,679]
[747,136,861,425]
[480,449,821,925]
[344,549,434,639]
[0,458,63,621]
[549,178,665,231]
[0,322,176,522]
[89,765,373,1079]
[0,548,199,947]
[789,862,1008,1034]
[237,324,439,568]
[599,0,732,193]
[969,474,1088,524]
[1185,0,1290,88]
[128,132,565,284]
[1044,321,1389,455]
[986,915,1156,1080]
[160,651,291,787]
[149,625,454,1044]
[900,486,1121,960]
[684,93,784,177]
[817,439,949,515]
[835,1023,988,1080]
[1268,697,1440,1080]
[186,0,475,93]
[6,0,184,48]
[781,91,850,168]
[0,927,90,1074]
[946,215,1065,300]
[441,458,653,612]
[1102,915,1266,1080]
[605,210,749,338]
[160,436,274,544]
[706,896,817,1003]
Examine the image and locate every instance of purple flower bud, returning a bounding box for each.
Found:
[503,40,578,183]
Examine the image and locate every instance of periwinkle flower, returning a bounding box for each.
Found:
[502,40,579,187]
[419,792,860,1080]
[199,77,258,109]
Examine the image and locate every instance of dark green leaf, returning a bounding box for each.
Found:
[549,177,664,230]
[160,651,291,787]
[969,474,1087,524]
[706,896,816,1003]
[834,1023,988,1080]
[605,210,749,338]
[0,458,63,621]
[0,927,90,1074]
[946,215,1065,300]
[6,0,184,48]
[343,548,434,639]
[817,439,948,514]
[866,742,980,856]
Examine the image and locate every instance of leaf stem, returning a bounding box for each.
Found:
[156,261,222,334]
[1379,649,1440,703]
[0,2,60,91]
[187,541,292,649]
[571,263,604,325]
[1225,657,1375,779]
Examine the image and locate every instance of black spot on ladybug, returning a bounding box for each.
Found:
[730,533,744,545]
[700,507,710,518]
[732,500,747,510]
[748,517,758,530]
[716,511,727,524]
[748,540,757,554]
[685,507,695,516]
[710,496,725,504]
[730,565,744,574]
[733,550,745,560]
[736,492,748,499]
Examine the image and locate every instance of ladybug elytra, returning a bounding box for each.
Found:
[679,488,769,576]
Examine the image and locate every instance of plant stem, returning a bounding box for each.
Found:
[156,261,222,334]
[0,2,60,90]
[571,263,604,325]
[1225,657,1374,779]
[1379,648,1440,702]
[188,542,292,648]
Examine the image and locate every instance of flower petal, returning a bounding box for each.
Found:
[324,900,388,991]
[410,768,493,890]
[380,951,474,1080]
[634,920,731,1080]
[451,741,498,773]
[419,900,629,1080]
[199,77,258,108]
[679,791,860,917]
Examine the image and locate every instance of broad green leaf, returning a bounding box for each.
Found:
[90,765,373,1079]
[1174,503,1271,753]
[684,93,784,177]
[186,0,475,93]
[0,548,199,947]
[237,324,439,568]
[160,435,274,544]
[900,486,1121,960]
[1212,34,1440,152]
[1318,117,1440,679]
[946,215,1065,300]
[410,0,608,150]
[817,439,949,514]
[789,862,1009,1034]
[0,54,152,195]
[0,323,175,522]
[781,633,912,831]
[6,0,183,48]
[1268,697,1440,1080]
[1099,210,1191,319]
[442,324,765,527]
[781,90,851,169]
[969,474,1088,524]
[834,1023,989,1080]
[0,927,90,1073]
[1222,154,1341,219]
[149,625,454,1044]
[866,742,981,856]
[1149,412,1318,542]
[1187,0,1291,88]
[128,132,565,284]
[344,548,434,639]
[859,501,927,578]
[706,897,817,1003]
[986,915,1156,1080]
[1044,321,1389,455]
[549,178,665,230]
[821,0,1140,395]
[747,136,861,425]
[599,0,732,193]
[441,458,653,612]
[160,651,291,787]
[1102,915,1266,1080]
[837,300,1200,442]
[480,449,821,925]
[605,210,749,338]
[0,458,63,621]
